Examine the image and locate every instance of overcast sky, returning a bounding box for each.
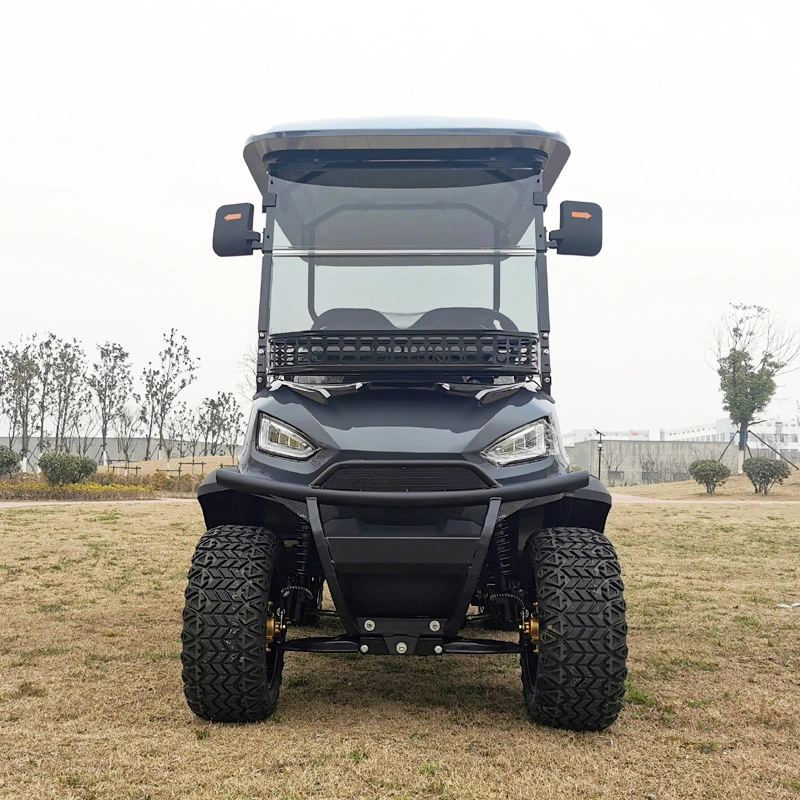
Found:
[1,0,798,436]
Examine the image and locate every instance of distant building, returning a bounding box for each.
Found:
[562,429,649,448]
[564,415,798,485]
[662,417,799,460]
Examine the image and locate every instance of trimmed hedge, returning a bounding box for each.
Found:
[688,459,731,494]
[39,453,97,486]
[91,472,204,492]
[742,457,792,495]
[0,446,20,479]
[0,482,157,501]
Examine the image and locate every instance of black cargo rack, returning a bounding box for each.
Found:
[268,330,538,377]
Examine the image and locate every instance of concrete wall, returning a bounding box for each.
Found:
[567,439,742,486]
[0,437,236,471]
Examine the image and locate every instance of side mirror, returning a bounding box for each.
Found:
[213,203,261,256]
[548,201,602,256]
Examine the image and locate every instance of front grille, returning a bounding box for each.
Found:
[316,463,492,492]
[269,331,537,375]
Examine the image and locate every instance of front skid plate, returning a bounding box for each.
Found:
[275,635,529,655]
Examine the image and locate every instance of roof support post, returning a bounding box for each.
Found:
[532,176,552,391]
[255,200,276,394]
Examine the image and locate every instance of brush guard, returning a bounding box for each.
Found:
[215,468,589,655]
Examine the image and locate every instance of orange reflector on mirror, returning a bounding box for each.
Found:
[571,211,592,220]
[224,213,243,221]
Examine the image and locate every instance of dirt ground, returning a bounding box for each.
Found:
[1,500,799,799]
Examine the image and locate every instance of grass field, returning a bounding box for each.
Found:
[610,469,800,501]
[1,500,799,799]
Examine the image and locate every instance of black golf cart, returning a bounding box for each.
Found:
[182,118,627,731]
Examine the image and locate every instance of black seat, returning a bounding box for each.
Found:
[410,307,519,331]
[312,308,395,330]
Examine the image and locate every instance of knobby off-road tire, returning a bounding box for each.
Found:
[521,526,627,731]
[181,525,284,722]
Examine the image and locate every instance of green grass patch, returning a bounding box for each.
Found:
[625,679,658,708]
[348,748,369,763]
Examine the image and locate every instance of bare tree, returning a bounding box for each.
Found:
[636,444,667,485]
[87,342,132,466]
[165,401,195,458]
[163,401,190,460]
[139,390,158,460]
[196,392,241,456]
[237,339,258,401]
[51,339,87,452]
[600,442,629,486]
[0,338,39,467]
[185,408,202,458]
[34,333,58,459]
[113,398,141,465]
[69,400,99,459]
[712,304,799,472]
[197,397,219,456]
[225,396,244,458]
[141,329,198,460]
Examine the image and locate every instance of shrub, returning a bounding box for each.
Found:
[688,459,731,494]
[38,453,98,486]
[142,471,175,492]
[0,481,156,501]
[0,445,20,479]
[742,457,792,495]
[93,472,146,487]
[139,471,204,493]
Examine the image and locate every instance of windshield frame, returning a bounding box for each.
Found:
[252,153,552,384]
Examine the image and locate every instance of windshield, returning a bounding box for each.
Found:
[268,149,542,251]
[269,255,537,333]
[266,150,541,334]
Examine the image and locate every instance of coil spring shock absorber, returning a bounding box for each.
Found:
[294,522,312,580]
[489,519,514,592]
[485,519,521,628]
[282,523,316,622]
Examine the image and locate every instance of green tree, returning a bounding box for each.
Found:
[713,305,799,472]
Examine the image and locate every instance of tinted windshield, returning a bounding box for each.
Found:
[269,255,537,333]
[266,150,541,334]
[268,149,543,251]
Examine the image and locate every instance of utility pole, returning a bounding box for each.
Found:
[595,430,605,481]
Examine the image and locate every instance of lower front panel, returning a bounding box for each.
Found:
[337,573,467,617]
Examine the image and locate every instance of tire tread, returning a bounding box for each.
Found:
[522,526,628,731]
[181,525,282,722]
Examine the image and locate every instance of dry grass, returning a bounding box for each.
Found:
[611,469,800,501]
[1,501,799,799]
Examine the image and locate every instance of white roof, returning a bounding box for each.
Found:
[243,116,571,193]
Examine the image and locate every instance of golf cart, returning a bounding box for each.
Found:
[182,118,627,731]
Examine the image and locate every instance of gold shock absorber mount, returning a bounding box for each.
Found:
[520,603,540,652]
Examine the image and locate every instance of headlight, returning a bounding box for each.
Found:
[481,418,561,467]
[257,414,319,460]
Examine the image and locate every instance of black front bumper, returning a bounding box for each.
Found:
[215,467,590,507]
[206,467,593,650]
